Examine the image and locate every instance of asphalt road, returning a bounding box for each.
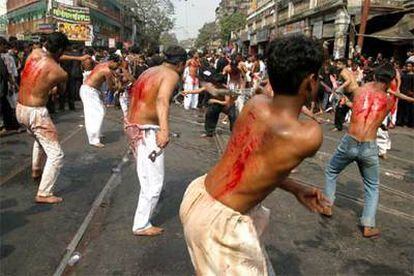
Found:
[1,104,413,276]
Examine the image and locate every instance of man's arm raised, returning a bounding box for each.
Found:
[156,73,179,148]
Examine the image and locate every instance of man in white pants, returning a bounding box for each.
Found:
[125,45,187,236]
[183,52,201,110]
[80,54,121,148]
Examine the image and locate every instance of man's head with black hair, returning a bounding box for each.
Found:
[108,53,122,70]
[130,45,140,54]
[373,62,395,86]
[45,32,70,58]
[266,35,324,96]
[336,58,347,69]
[0,36,9,53]
[406,61,413,73]
[163,45,187,73]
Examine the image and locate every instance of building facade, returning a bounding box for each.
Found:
[233,0,411,58]
[6,0,135,46]
[215,0,251,21]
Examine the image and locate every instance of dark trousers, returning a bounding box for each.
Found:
[396,100,414,127]
[0,95,19,130]
[60,78,81,110]
[205,103,237,135]
[334,104,350,131]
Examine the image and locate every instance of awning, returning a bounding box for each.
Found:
[366,13,414,42]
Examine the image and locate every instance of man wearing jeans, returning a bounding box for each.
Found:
[322,63,397,238]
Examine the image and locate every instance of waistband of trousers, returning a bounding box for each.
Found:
[16,102,47,111]
[344,133,377,146]
[81,84,101,93]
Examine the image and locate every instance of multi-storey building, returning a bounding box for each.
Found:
[234,0,411,58]
[215,0,251,21]
[6,0,135,46]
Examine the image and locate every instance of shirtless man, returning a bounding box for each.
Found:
[15,32,79,204]
[323,63,400,238]
[183,51,201,110]
[125,46,187,236]
[333,58,359,131]
[180,35,330,274]
[79,54,121,148]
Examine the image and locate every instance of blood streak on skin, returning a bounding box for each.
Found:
[353,91,388,122]
[129,70,156,118]
[19,57,43,103]
[215,112,259,198]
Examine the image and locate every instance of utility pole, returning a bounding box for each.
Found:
[357,0,370,52]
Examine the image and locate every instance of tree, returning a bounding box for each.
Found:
[195,22,219,49]
[219,12,246,44]
[160,32,179,47]
[125,0,175,49]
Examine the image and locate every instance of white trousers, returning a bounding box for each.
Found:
[377,116,392,155]
[16,103,64,197]
[119,90,129,118]
[183,76,199,110]
[133,126,165,231]
[80,84,105,145]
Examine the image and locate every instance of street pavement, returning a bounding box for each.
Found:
[1,103,413,276]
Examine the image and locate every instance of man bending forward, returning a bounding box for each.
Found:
[180,36,330,274]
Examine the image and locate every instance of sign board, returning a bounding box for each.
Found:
[37,23,56,32]
[52,2,91,23]
[108,38,116,48]
[57,22,92,41]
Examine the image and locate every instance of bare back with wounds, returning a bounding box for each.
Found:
[205,95,323,213]
[128,66,179,125]
[18,48,68,107]
[84,62,114,90]
[348,82,394,141]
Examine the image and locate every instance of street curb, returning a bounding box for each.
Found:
[53,150,130,276]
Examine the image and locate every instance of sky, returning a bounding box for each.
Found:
[171,0,221,41]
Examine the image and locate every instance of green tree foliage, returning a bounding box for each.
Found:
[219,12,246,43]
[160,32,179,47]
[127,0,175,49]
[195,22,219,49]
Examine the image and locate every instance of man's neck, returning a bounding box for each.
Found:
[162,62,178,74]
[272,94,304,119]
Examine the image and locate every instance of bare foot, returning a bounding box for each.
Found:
[35,195,63,204]
[91,143,105,148]
[133,227,164,236]
[362,226,380,238]
[379,154,388,160]
[320,206,333,217]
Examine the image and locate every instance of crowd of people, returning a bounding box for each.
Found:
[1,31,414,274]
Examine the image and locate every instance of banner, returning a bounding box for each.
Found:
[52,2,90,23]
[57,22,92,41]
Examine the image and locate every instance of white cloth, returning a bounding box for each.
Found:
[80,84,105,145]
[133,125,165,231]
[183,75,199,110]
[377,116,391,155]
[119,90,129,118]
[16,103,64,197]
[180,175,275,275]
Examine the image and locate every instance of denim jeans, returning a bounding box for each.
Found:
[324,134,380,227]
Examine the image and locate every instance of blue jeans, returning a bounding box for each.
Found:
[324,134,380,227]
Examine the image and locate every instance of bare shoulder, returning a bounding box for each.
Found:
[296,120,323,157]
[162,67,180,83]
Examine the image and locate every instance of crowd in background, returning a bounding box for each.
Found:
[1,34,413,138]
